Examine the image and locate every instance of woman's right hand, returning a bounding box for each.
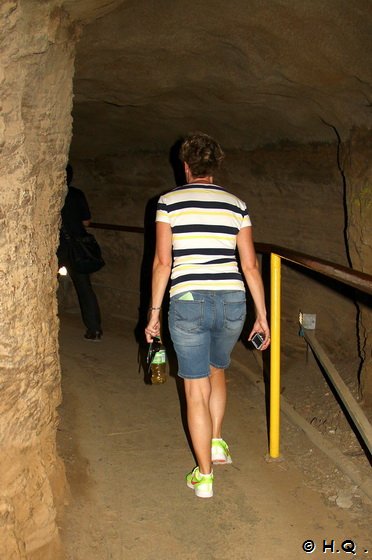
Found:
[248,317,270,351]
[145,310,161,343]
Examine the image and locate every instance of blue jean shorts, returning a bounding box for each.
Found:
[169,290,246,379]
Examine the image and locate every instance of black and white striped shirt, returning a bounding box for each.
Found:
[156,183,251,297]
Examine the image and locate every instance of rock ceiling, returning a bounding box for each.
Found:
[69,0,372,158]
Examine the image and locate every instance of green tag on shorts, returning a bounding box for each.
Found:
[179,292,194,301]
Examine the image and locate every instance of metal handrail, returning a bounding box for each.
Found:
[255,242,372,295]
[266,249,371,459]
[91,222,144,234]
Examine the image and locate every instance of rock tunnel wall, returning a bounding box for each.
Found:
[345,129,372,399]
[0,2,77,558]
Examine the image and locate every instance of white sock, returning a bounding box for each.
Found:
[199,470,212,477]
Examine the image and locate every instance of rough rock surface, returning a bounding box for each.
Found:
[71,0,372,156]
[1,1,82,558]
[345,129,372,399]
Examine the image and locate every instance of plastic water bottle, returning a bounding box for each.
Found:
[150,337,167,384]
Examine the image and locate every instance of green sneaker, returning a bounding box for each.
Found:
[186,466,214,498]
[211,438,232,464]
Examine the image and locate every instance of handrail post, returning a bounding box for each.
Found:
[269,253,281,458]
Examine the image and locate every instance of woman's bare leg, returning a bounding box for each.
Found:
[209,366,226,439]
[184,377,212,474]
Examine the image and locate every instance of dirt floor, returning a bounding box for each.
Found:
[57,312,371,560]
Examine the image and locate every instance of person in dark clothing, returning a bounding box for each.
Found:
[58,164,102,341]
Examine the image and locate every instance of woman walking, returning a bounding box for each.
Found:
[145,132,270,498]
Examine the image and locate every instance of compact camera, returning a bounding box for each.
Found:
[251,332,264,350]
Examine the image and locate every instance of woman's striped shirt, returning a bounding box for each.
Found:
[156,183,252,297]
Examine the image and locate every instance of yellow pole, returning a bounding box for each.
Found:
[270,253,281,458]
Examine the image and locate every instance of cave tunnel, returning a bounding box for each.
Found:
[1,1,371,557]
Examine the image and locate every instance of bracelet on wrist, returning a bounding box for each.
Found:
[149,306,161,310]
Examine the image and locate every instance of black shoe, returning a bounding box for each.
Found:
[84,330,102,341]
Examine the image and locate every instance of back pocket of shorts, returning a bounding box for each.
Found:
[173,301,204,333]
[223,301,246,330]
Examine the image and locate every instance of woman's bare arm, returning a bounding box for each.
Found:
[145,221,172,342]
[237,226,270,350]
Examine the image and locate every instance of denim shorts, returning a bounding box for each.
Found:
[168,290,246,379]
